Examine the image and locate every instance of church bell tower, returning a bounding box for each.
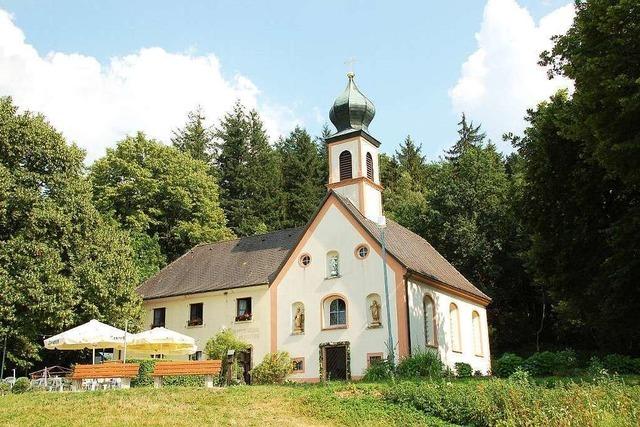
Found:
[326,72,383,222]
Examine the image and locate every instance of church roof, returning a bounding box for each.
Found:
[331,192,491,302]
[138,191,489,304]
[137,227,304,300]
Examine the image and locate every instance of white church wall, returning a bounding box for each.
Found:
[363,184,382,221]
[407,279,491,374]
[141,285,270,364]
[275,202,402,380]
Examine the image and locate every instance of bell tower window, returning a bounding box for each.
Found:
[339,151,352,181]
[366,152,374,180]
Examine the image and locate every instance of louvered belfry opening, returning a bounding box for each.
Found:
[339,150,352,181]
[366,152,374,180]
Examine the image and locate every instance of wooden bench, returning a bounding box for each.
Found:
[69,363,140,391]
[151,360,222,388]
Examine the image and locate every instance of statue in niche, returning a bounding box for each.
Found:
[370,299,381,326]
[329,255,339,277]
[294,306,305,333]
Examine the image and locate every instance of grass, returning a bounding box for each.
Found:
[0,382,452,427]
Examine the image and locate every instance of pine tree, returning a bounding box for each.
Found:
[279,126,326,228]
[395,135,426,186]
[446,113,486,160]
[171,106,215,166]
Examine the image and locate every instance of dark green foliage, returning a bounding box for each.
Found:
[362,360,394,382]
[396,350,444,379]
[171,107,216,166]
[11,377,30,394]
[278,126,326,228]
[90,132,233,263]
[492,353,524,378]
[162,375,207,387]
[454,362,473,378]
[250,351,292,385]
[522,351,561,377]
[445,113,486,161]
[0,97,142,368]
[215,102,284,236]
[602,354,639,375]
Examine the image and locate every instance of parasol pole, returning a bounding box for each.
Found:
[123,320,128,364]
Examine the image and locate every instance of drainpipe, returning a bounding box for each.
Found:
[378,216,395,365]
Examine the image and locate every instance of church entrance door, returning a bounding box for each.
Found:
[324,345,347,381]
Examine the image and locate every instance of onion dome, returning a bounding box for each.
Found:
[329,72,376,133]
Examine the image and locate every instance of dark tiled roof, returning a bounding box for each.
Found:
[333,192,491,302]
[137,227,304,300]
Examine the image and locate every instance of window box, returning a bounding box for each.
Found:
[187,318,203,327]
[235,313,252,322]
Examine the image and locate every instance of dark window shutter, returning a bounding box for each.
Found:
[366,152,374,180]
[339,151,352,181]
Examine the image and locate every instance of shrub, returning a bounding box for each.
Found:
[163,375,207,387]
[129,359,157,387]
[362,359,394,381]
[455,362,473,378]
[204,329,250,360]
[396,350,443,379]
[492,353,523,378]
[251,351,292,385]
[602,354,636,375]
[0,382,11,395]
[11,377,31,394]
[522,351,558,376]
[553,349,578,375]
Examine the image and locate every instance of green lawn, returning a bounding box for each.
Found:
[0,383,453,427]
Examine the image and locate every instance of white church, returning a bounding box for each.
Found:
[137,73,492,381]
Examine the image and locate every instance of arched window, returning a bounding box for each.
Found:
[366,152,374,180]
[449,303,462,352]
[327,251,340,278]
[423,295,436,347]
[472,311,483,356]
[329,298,347,326]
[339,150,352,181]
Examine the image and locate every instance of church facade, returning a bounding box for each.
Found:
[137,73,491,381]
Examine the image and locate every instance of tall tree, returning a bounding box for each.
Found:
[91,132,233,263]
[446,113,486,161]
[0,97,142,369]
[171,106,215,166]
[215,102,284,235]
[278,126,326,228]
[395,135,426,186]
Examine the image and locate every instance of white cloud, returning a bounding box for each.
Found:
[0,9,299,162]
[449,0,574,150]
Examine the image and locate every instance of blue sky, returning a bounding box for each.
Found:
[0,0,574,162]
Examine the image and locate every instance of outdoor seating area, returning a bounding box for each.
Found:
[151,360,222,388]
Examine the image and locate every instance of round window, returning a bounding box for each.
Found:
[299,254,311,267]
[356,245,369,259]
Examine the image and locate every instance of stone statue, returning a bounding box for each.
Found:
[294,306,305,333]
[370,300,381,326]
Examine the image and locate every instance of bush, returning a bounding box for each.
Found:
[602,354,636,375]
[163,375,207,387]
[492,353,523,378]
[205,329,250,360]
[396,350,444,379]
[362,359,394,381]
[455,362,473,378]
[383,377,640,426]
[251,352,292,385]
[11,377,31,394]
[553,349,578,375]
[0,382,11,395]
[129,359,157,387]
[522,351,558,376]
